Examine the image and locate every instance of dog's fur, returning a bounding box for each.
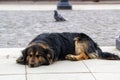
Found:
[16,32,120,67]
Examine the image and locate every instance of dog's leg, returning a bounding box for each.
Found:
[65,37,89,61]
[87,52,99,59]
[65,52,88,61]
[16,56,26,65]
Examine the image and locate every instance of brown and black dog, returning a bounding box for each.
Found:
[16,32,120,67]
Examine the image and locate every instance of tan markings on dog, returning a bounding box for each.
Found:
[36,51,39,55]
[65,52,88,61]
[45,49,53,64]
[74,37,88,55]
[27,56,32,65]
[27,43,37,48]
[47,54,51,58]
[88,53,99,59]
[27,51,34,63]
[27,52,40,66]
[74,37,99,60]
[27,43,51,66]
[27,43,49,49]
[34,57,39,65]
[65,37,89,61]
[47,53,53,64]
[38,56,45,64]
[38,43,49,49]
[33,51,38,64]
[30,52,33,55]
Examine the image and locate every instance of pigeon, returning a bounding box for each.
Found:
[54,10,66,22]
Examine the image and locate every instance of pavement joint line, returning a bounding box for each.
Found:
[86,72,120,73]
[26,72,92,74]
[82,61,97,80]
[25,65,28,80]
[0,74,25,76]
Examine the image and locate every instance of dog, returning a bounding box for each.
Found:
[16,32,120,67]
[66,34,120,61]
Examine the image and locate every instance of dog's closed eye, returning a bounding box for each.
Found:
[29,54,33,57]
[36,55,40,58]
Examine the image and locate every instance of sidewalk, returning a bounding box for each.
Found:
[0,2,120,80]
[0,46,120,80]
[0,1,120,10]
[0,4,120,10]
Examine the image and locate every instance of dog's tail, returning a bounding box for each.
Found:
[101,52,120,60]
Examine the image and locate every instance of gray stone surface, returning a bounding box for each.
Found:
[0,10,120,48]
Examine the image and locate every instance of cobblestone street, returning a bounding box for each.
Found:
[0,10,120,48]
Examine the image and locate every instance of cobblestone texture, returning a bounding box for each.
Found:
[0,10,120,48]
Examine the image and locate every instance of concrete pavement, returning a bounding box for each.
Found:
[0,2,120,80]
[0,4,120,10]
[0,46,120,80]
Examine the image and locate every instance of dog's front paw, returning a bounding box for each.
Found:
[16,56,25,65]
[65,54,77,61]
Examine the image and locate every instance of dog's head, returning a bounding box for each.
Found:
[20,43,54,67]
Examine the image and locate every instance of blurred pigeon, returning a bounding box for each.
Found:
[54,10,66,22]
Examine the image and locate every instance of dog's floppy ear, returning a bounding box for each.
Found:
[22,48,28,59]
[44,48,54,65]
[16,48,28,65]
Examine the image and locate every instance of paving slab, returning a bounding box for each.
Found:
[0,46,119,80]
[0,58,25,75]
[83,46,120,73]
[93,73,120,80]
[100,46,120,55]
[27,73,95,80]
[0,75,26,80]
[0,48,25,75]
[0,48,24,58]
[83,60,120,73]
[26,61,89,74]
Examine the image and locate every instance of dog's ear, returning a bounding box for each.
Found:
[16,48,28,65]
[44,48,54,65]
[22,48,28,58]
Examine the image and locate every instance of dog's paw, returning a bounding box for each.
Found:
[65,54,77,61]
[16,56,25,65]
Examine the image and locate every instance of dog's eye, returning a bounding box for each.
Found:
[29,55,32,57]
[36,55,39,58]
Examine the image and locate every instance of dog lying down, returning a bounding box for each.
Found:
[16,32,120,67]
